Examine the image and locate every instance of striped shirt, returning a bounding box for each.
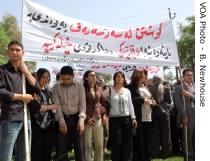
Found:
[52,81,86,121]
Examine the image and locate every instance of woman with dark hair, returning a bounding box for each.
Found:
[127,69,156,161]
[83,70,108,161]
[28,68,59,161]
[103,71,137,161]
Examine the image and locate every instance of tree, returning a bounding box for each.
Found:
[25,61,37,73]
[96,72,112,84]
[176,16,195,72]
[0,14,37,70]
[0,14,21,64]
[164,70,176,84]
[2,14,21,41]
[0,24,11,64]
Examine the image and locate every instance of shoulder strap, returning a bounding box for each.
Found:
[108,87,111,102]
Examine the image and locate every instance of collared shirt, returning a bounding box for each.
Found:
[0,61,39,121]
[184,82,195,109]
[52,81,86,121]
[174,81,195,125]
[85,88,107,120]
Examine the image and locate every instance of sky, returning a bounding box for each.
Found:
[0,0,194,38]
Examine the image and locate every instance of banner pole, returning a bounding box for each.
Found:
[21,0,31,161]
[22,74,31,161]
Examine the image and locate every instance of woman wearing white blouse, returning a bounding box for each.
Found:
[103,71,137,161]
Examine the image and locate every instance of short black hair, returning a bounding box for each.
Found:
[8,40,24,50]
[60,66,74,75]
[182,68,193,76]
[56,72,61,81]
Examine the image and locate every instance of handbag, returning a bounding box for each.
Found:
[34,89,55,130]
[35,111,54,129]
[104,87,111,113]
[152,104,167,118]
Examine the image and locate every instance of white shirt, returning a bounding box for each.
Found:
[103,87,136,119]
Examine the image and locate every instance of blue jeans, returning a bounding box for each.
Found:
[0,120,31,161]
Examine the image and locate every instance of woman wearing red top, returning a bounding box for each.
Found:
[83,70,108,161]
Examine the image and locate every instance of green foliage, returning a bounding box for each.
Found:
[50,150,183,161]
[152,157,184,161]
[96,72,112,84]
[176,16,195,71]
[25,61,37,73]
[0,14,21,64]
[0,24,10,63]
[0,14,37,70]
[0,55,7,65]
[2,14,21,41]
[164,71,176,84]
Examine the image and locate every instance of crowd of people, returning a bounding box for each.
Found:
[0,40,195,161]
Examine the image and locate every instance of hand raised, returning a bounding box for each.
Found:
[19,61,29,75]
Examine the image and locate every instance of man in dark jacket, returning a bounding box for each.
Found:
[0,40,39,161]
[174,68,195,161]
[149,76,172,159]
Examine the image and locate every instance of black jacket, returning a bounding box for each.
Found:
[126,84,145,128]
[149,85,172,110]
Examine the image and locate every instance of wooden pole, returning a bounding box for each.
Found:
[21,1,30,160]
[22,74,31,161]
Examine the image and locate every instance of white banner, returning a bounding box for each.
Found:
[36,61,163,86]
[22,0,179,66]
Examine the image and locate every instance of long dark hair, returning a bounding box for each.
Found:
[36,68,53,101]
[113,71,127,87]
[152,75,164,103]
[36,68,51,84]
[130,69,148,87]
[83,70,97,93]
